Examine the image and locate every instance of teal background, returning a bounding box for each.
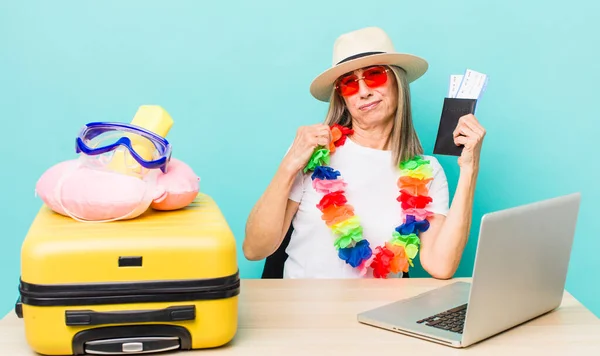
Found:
[1,0,598,318]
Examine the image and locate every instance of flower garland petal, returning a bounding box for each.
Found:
[400,156,433,180]
[385,242,409,274]
[358,255,375,276]
[312,178,347,194]
[304,148,330,173]
[317,191,348,211]
[370,246,396,278]
[331,124,353,147]
[333,227,363,249]
[395,215,430,235]
[397,189,433,210]
[397,176,432,196]
[331,215,361,236]
[311,166,340,180]
[328,125,343,153]
[403,208,433,221]
[338,239,372,268]
[391,231,420,260]
[321,204,355,226]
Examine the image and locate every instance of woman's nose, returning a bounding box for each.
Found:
[357,78,372,98]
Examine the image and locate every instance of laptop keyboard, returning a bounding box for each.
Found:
[416,303,467,334]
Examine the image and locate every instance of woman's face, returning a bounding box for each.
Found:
[337,65,398,127]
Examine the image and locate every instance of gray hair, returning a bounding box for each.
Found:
[323,65,424,167]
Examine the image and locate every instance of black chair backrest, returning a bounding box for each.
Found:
[261,224,293,279]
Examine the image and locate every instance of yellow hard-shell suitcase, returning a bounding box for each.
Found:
[15,193,240,355]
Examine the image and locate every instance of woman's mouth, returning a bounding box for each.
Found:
[359,100,381,111]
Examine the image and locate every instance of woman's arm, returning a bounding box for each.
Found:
[419,168,478,279]
[243,164,300,261]
[419,114,486,279]
[243,124,332,261]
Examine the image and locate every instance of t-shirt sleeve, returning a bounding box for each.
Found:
[426,156,450,216]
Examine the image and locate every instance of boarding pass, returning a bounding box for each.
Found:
[447,69,488,100]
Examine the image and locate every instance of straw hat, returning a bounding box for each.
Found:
[309,27,428,102]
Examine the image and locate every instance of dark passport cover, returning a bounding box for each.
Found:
[433,98,478,156]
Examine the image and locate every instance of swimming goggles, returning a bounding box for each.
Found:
[75,122,172,173]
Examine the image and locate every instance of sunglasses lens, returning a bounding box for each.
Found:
[363,67,388,87]
[337,75,359,96]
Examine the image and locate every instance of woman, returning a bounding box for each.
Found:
[243,27,485,279]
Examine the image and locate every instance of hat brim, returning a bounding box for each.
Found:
[309,52,428,102]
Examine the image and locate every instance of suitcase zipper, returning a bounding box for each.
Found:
[18,270,240,307]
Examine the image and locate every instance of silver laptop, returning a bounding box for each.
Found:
[357,193,581,348]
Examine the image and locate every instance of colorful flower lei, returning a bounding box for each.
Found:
[304,124,434,278]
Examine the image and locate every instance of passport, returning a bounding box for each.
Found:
[433,98,477,156]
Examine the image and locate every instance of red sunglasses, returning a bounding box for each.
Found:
[334,66,390,97]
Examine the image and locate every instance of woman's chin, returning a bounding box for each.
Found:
[354,113,393,127]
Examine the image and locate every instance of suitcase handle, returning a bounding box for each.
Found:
[72,325,192,355]
[65,305,195,326]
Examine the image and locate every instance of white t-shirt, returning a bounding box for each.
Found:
[284,137,450,279]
